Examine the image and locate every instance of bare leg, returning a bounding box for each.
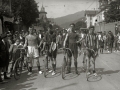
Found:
[86,57,90,75]
[28,57,33,73]
[66,57,71,74]
[35,57,41,72]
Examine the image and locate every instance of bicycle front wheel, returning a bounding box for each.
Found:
[61,57,67,79]
[44,57,48,78]
[14,58,22,80]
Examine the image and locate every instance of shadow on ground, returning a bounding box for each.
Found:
[0,69,38,90]
[50,83,78,90]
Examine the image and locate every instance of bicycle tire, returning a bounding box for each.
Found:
[61,56,67,79]
[26,61,30,72]
[14,58,22,80]
[44,57,48,78]
[87,74,102,82]
[61,65,65,79]
[83,58,89,79]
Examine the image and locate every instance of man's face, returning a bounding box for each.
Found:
[29,28,33,34]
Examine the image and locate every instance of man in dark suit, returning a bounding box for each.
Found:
[0,34,11,81]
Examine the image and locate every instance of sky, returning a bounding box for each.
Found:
[35,0,99,18]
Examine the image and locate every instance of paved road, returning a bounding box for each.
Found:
[0,50,120,90]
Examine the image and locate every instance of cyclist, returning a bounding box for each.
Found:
[24,27,42,75]
[84,26,98,76]
[63,23,79,74]
[41,24,57,75]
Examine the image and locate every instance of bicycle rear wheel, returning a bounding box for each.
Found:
[25,60,30,72]
[87,73,102,82]
[24,56,30,72]
[61,56,67,79]
[14,58,22,80]
[44,57,48,78]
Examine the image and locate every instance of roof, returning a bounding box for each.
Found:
[85,10,98,16]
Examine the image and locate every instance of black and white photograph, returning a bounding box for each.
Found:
[0,0,120,90]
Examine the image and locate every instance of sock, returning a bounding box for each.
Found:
[38,66,41,71]
[4,72,7,77]
[93,70,96,73]
[0,75,2,81]
[52,64,54,71]
[74,62,78,71]
[54,64,56,71]
[29,67,32,72]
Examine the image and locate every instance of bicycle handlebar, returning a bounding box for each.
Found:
[17,48,25,50]
[59,48,72,53]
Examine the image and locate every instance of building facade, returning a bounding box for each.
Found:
[95,0,116,32]
[85,10,98,28]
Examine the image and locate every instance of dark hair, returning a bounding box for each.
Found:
[15,38,20,42]
[49,24,53,29]
[70,23,75,27]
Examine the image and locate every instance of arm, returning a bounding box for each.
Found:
[63,33,68,47]
[9,44,14,60]
[9,44,14,53]
[41,42,46,51]
[24,36,28,48]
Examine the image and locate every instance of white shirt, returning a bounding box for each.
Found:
[98,34,101,40]
[39,34,41,39]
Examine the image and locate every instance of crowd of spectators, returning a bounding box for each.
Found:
[0,26,120,83]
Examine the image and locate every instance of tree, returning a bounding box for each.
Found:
[74,21,86,31]
[11,0,39,28]
[104,0,120,23]
[0,0,13,17]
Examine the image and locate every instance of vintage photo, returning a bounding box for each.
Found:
[0,0,120,90]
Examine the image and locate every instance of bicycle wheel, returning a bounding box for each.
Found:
[14,58,22,80]
[87,73,102,82]
[61,56,67,79]
[44,57,48,78]
[24,56,29,71]
[83,59,89,80]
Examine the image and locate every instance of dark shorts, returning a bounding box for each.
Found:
[69,43,78,59]
[45,43,57,58]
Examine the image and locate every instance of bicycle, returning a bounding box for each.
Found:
[60,48,73,79]
[82,48,102,81]
[43,44,52,78]
[12,46,28,80]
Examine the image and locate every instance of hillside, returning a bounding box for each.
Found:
[54,11,85,28]
[60,17,86,28]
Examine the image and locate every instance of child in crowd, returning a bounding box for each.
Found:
[9,38,20,77]
[99,36,104,54]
